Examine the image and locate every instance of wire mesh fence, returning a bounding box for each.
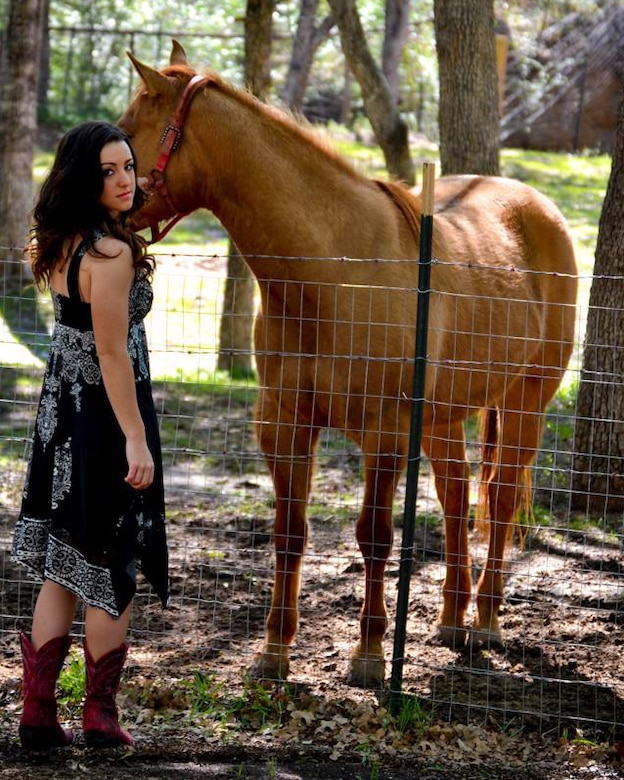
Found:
[0,247,622,748]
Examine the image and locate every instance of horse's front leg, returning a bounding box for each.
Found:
[424,425,472,648]
[250,417,318,681]
[347,450,402,689]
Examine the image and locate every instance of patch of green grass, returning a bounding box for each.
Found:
[543,379,578,450]
[185,670,223,718]
[183,672,290,730]
[355,739,381,780]
[395,511,441,530]
[33,151,55,183]
[500,148,608,273]
[153,375,257,459]
[154,210,226,249]
[392,693,430,737]
[530,504,556,528]
[57,652,85,715]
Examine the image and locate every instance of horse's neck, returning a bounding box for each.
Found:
[193,95,395,266]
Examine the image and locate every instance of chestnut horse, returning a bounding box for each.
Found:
[119,43,578,688]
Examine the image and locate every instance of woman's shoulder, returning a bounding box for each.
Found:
[89,234,133,264]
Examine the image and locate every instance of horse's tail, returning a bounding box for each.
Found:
[476,408,532,548]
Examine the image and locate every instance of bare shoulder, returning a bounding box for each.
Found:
[89,235,133,264]
[83,236,134,284]
[83,236,134,301]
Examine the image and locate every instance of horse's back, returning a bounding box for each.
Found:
[423,174,577,283]
[418,175,577,414]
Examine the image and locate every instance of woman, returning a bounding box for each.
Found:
[11,121,169,749]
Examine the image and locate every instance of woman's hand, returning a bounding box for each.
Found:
[125,437,155,490]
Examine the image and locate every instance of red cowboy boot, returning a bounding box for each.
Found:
[83,642,133,748]
[19,632,74,749]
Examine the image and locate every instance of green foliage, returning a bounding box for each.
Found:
[185,670,222,717]
[544,379,578,449]
[46,0,248,127]
[184,671,290,729]
[392,693,430,736]
[355,740,381,780]
[57,652,85,714]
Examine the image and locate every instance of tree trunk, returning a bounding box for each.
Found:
[217,0,276,378]
[281,0,334,111]
[216,248,257,379]
[0,0,43,272]
[37,0,50,117]
[243,0,276,97]
[571,82,624,513]
[382,0,410,104]
[433,0,500,176]
[328,0,414,186]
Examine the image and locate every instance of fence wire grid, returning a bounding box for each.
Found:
[0,248,622,746]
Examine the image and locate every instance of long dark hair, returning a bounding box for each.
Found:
[30,121,154,290]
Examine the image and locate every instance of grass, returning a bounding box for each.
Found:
[392,693,431,737]
[182,671,289,729]
[57,652,86,716]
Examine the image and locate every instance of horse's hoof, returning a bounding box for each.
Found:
[249,650,289,682]
[346,655,385,689]
[435,624,468,649]
[468,627,504,648]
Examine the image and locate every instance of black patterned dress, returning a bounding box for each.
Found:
[11,235,169,618]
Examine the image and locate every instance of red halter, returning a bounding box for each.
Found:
[140,74,208,244]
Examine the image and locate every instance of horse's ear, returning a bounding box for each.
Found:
[170,39,189,66]
[127,51,169,96]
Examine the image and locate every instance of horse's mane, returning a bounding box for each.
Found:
[159,64,431,248]
[162,64,364,183]
[374,180,421,240]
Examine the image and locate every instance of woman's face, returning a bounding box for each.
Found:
[99,140,136,219]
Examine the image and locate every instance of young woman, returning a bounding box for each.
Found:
[11,121,169,749]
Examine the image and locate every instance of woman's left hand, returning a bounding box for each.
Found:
[125,437,154,490]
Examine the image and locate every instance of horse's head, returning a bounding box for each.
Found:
[119,41,205,237]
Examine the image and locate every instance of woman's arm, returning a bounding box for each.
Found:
[87,239,154,490]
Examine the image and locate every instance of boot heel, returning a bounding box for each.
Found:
[84,729,129,749]
[19,723,73,750]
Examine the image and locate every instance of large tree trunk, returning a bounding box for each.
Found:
[433,0,500,175]
[281,0,334,111]
[328,0,414,186]
[0,0,44,273]
[571,83,624,513]
[242,0,276,97]
[217,0,276,378]
[382,0,410,104]
[37,0,50,117]
[216,250,256,379]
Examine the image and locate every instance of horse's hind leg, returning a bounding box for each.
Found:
[250,418,318,681]
[347,449,402,689]
[424,423,473,648]
[472,377,552,645]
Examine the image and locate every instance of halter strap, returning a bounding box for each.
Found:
[142,74,208,244]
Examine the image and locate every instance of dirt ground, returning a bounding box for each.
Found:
[2,474,624,779]
[1,357,623,778]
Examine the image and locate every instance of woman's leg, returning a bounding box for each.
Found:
[84,603,132,661]
[31,579,78,649]
[19,579,77,749]
[83,603,134,747]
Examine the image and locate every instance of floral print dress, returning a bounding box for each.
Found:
[11,234,169,617]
